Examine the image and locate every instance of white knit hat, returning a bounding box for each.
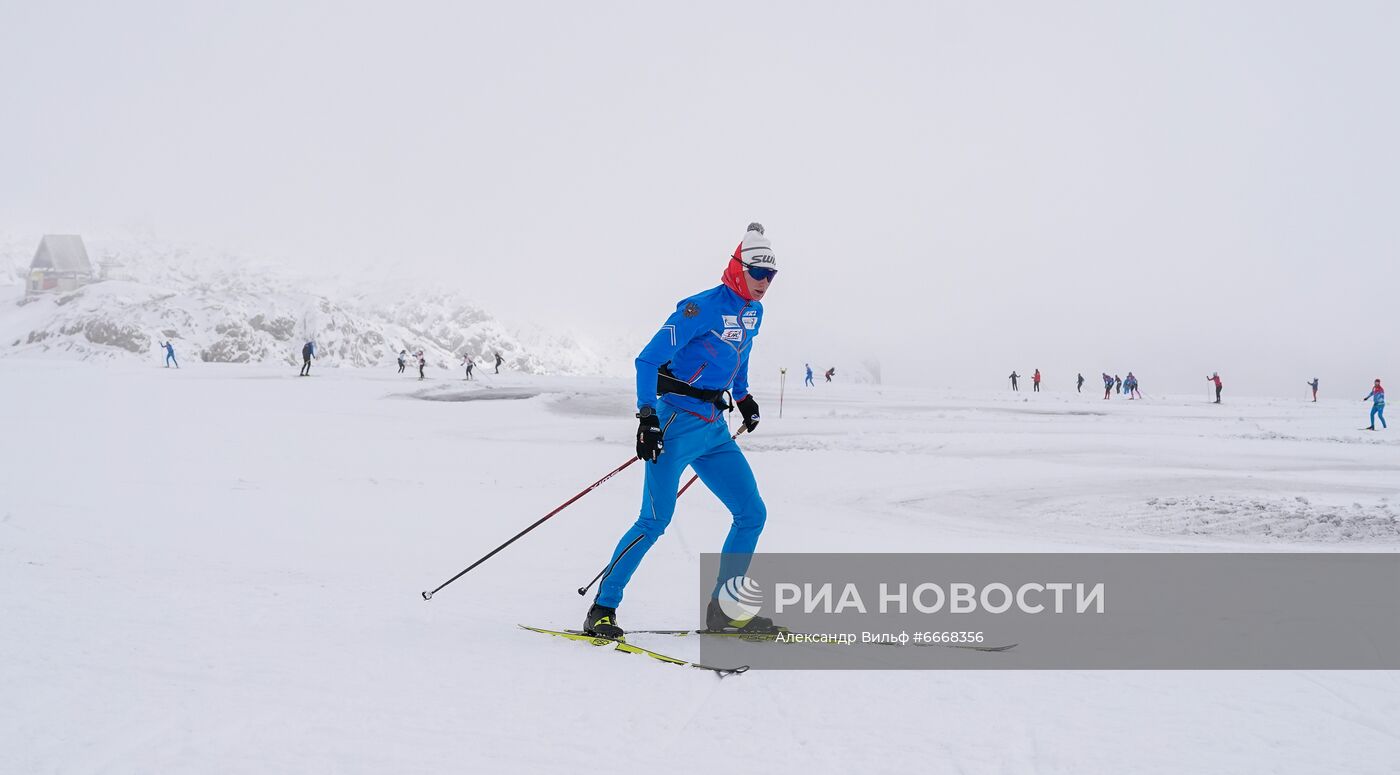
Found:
[735,222,776,270]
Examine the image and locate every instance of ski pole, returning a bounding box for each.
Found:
[422,454,640,600]
[779,367,787,419]
[576,425,748,597]
[575,534,643,597]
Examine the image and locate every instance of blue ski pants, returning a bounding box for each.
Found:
[1371,403,1386,429]
[595,398,767,608]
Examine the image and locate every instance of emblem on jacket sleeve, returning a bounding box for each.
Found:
[683,302,700,318]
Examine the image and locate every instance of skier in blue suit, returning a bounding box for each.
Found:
[804,363,814,386]
[161,341,179,368]
[1363,379,1386,430]
[584,223,778,639]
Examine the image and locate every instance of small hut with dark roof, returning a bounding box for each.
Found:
[28,235,94,294]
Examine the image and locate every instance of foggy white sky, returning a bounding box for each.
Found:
[3,1,1397,396]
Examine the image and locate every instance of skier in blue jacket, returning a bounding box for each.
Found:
[805,363,814,387]
[161,341,179,368]
[584,223,777,639]
[1363,379,1386,430]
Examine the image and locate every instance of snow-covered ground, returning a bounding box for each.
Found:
[3,359,1398,773]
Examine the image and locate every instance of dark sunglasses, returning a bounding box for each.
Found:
[745,266,777,282]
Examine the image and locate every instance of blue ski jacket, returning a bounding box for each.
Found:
[636,284,762,422]
[1365,387,1385,405]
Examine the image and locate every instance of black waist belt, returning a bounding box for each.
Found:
[657,363,731,411]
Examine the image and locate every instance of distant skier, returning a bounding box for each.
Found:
[417,351,426,380]
[160,341,179,369]
[1207,372,1222,403]
[804,363,814,387]
[1032,369,1041,392]
[1308,378,1319,402]
[494,351,504,374]
[1009,371,1020,391]
[1363,379,1386,430]
[300,340,316,376]
[1076,373,1084,393]
[397,350,407,374]
[1126,372,1141,399]
[463,353,476,380]
[824,367,835,383]
[1102,373,1113,399]
[1114,374,1122,394]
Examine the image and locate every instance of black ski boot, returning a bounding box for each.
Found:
[583,603,624,639]
[705,598,785,634]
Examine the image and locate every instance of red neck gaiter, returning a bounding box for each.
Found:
[721,241,753,300]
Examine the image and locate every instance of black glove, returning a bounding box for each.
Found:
[636,413,664,462]
[736,394,760,433]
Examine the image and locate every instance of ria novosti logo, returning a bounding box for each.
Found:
[717,576,764,623]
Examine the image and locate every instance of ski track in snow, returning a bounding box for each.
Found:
[2,360,1398,774]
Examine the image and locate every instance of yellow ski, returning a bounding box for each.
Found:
[518,625,749,676]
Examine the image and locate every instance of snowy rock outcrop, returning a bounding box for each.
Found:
[0,239,620,374]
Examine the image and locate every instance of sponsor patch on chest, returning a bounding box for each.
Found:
[741,310,758,330]
[720,328,744,342]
